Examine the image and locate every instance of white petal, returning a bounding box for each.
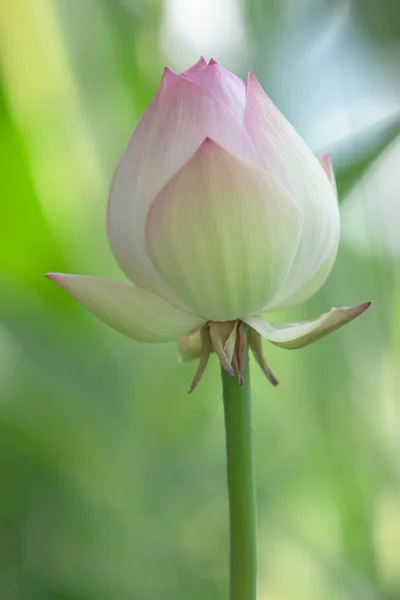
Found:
[146,138,303,321]
[244,302,371,349]
[244,73,340,310]
[46,274,205,342]
[108,69,257,306]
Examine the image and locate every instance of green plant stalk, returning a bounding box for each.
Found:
[221,349,257,600]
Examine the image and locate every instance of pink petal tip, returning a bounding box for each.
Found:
[161,66,178,87]
[200,136,216,148]
[356,301,372,314]
[247,70,256,84]
[45,273,67,288]
[319,153,336,188]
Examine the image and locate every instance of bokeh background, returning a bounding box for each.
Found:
[1,0,400,598]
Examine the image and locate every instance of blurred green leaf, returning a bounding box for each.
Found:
[0,82,68,287]
[332,115,400,201]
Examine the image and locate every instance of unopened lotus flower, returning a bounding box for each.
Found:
[47,57,370,388]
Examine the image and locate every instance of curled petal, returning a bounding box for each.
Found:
[243,302,371,349]
[108,69,257,305]
[183,59,246,121]
[146,138,303,321]
[46,274,205,343]
[244,72,340,310]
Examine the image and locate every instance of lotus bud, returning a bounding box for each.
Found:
[47,57,370,388]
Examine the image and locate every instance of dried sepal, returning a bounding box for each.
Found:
[188,326,212,392]
[249,328,279,386]
[233,322,247,387]
[209,321,237,376]
[223,321,238,363]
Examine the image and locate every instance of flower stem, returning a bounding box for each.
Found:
[221,347,257,600]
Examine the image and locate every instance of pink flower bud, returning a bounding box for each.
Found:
[47,59,369,387]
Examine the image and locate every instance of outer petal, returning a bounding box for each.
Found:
[46,274,205,342]
[146,138,303,321]
[243,302,371,349]
[183,59,246,121]
[244,72,340,310]
[108,69,257,306]
[267,153,339,309]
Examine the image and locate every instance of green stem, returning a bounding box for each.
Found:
[221,349,257,600]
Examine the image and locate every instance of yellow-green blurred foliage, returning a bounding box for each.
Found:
[1,1,400,599]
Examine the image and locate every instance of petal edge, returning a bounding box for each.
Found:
[46,274,205,343]
[146,138,303,320]
[243,302,371,349]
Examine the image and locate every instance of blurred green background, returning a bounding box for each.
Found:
[1,0,400,598]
